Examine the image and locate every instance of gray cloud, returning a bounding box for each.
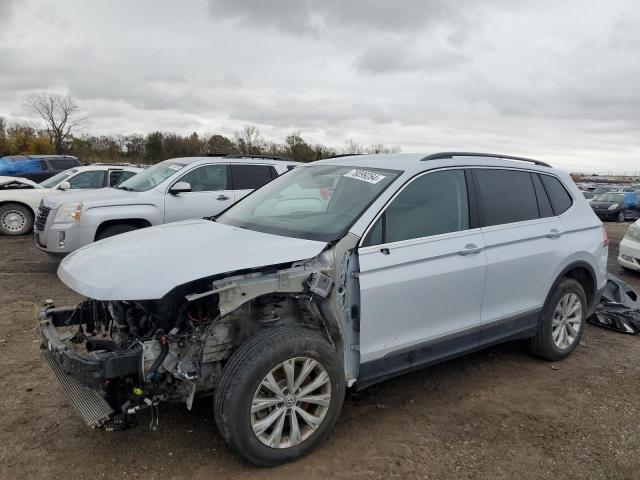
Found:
[0,0,639,172]
[207,0,465,35]
[355,42,469,75]
[0,0,15,25]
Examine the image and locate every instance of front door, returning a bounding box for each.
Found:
[357,169,486,381]
[164,164,234,222]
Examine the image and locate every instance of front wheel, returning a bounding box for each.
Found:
[530,278,586,361]
[214,327,345,466]
[0,204,33,235]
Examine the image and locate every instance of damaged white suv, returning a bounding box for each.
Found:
[40,153,608,465]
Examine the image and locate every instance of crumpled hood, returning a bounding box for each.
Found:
[58,219,327,300]
[43,187,146,208]
[0,175,41,189]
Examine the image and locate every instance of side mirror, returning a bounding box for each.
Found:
[169,181,191,195]
[58,181,71,191]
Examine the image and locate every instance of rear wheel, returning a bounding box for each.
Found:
[0,204,33,235]
[214,327,345,466]
[617,210,626,222]
[95,224,137,240]
[530,278,586,361]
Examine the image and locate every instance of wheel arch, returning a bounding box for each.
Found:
[0,200,36,217]
[94,218,152,240]
[547,260,597,314]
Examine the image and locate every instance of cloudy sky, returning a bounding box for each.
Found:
[0,0,639,172]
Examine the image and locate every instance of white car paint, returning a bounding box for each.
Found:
[58,219,326,300]
[0,165,142,235]
[618,220,640,271]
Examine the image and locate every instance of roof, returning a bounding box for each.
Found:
[167,155,300,166]
[313,152,554,174]
[73,164,143,172]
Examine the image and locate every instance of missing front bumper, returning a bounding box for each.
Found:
[42,349,115,428]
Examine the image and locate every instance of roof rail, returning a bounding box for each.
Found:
[205,153,227,157]
[326,153,365,159]
[224,154,294,162]
[421,152,551,168]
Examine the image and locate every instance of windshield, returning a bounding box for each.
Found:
[116,161,185,192]
[594,193,624,202]
[39,169,77,188]
[217,165,401,241]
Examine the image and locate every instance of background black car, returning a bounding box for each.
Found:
[0,155,83,182]
[591,191,640,222]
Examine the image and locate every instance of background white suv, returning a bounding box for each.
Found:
[34,155,298,255]
[0,163,142,235]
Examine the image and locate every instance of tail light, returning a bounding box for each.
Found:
[603,225,609,247]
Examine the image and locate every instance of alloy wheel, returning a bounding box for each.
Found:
[250,357,331,449]
[552,293,583,349]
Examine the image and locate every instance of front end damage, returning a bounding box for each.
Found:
[39,237,361,430]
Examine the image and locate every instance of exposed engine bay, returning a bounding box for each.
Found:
[39,238,360,430]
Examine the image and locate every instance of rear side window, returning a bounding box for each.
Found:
[531,174,554,218]
[109,170,137,186]
[540,174,573,215]
[363,169,469,246]
[475,169,539,226]
[231,164,275,190]
[49,158,80,170]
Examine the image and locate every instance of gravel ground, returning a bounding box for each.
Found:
[1,223,639,480]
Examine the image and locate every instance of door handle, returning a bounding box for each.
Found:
[217,195,229,201]
[380,247,390,255]
[546,229,562,239]
[458,244,483,256]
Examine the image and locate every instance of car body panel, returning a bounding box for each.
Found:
[57,219,327,300]
[0,166,142,221]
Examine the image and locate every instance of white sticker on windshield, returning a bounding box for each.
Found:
[343,169,386,184]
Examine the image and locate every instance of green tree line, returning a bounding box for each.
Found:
[0,118,400,164]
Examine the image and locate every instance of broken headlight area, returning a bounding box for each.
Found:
[39,293,230,430]
[38,266,333,431]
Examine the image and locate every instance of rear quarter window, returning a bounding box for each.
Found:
[474,169,540,227]
[540,175,573,215]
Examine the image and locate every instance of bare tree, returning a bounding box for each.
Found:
[25,93,86,154]
[234,125,264,154]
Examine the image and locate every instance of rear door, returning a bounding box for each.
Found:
[230,164,278,202]
[357,168,486,378]
[163,163,233,222]
[473,168,566,342]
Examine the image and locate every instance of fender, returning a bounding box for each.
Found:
[82,203,163,228]
[542,259,599,319]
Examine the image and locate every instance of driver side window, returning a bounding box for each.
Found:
[177,164,228,192]
[363,169,469,246]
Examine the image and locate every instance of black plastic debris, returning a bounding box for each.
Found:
[588,274,640,334]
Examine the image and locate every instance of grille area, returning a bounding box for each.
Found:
[43,350,114,428]
[35,204,51,231]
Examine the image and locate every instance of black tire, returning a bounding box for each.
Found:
[617,210,626,223]
[0,203,33,235]
[214,327,345,466]
[95,224,137,241]
[530,278,587,361]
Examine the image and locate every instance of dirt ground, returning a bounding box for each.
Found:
[1,224,639,480]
